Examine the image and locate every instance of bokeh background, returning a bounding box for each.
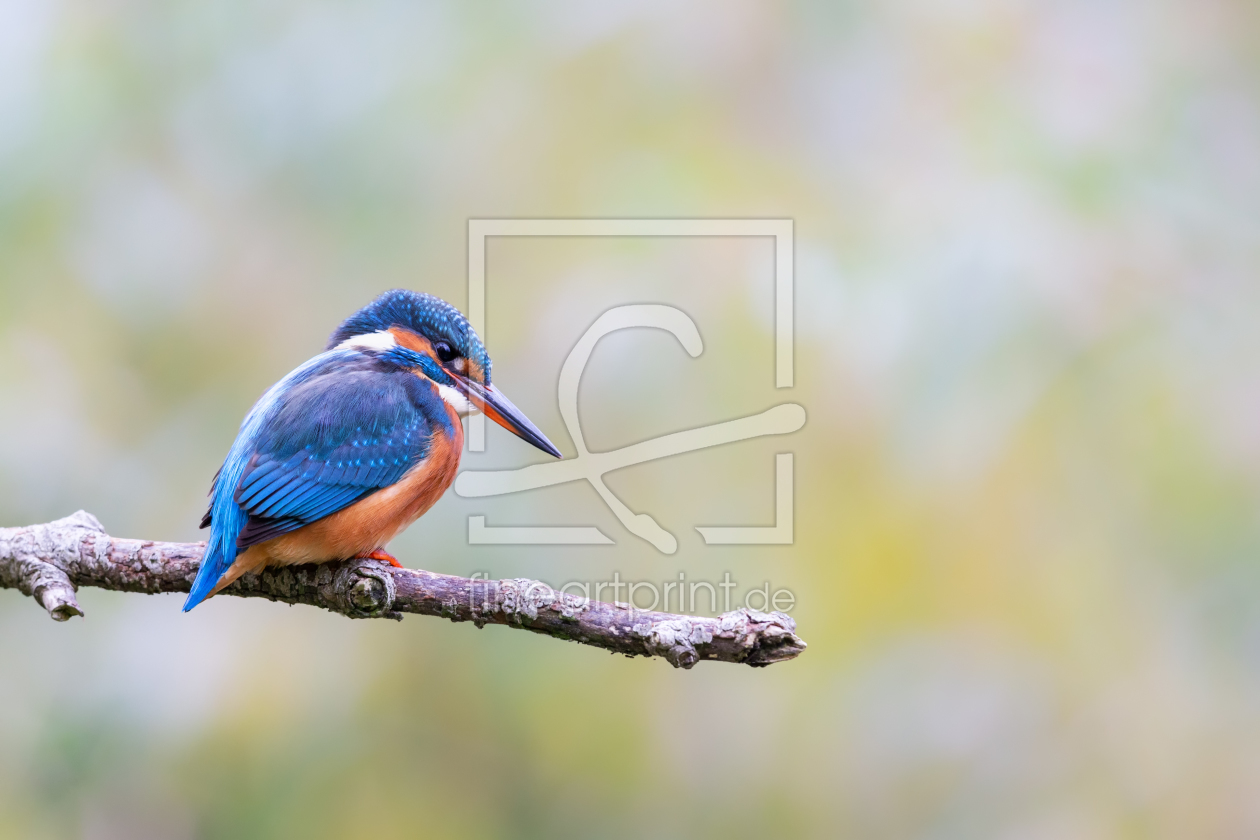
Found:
[3,0,1259,837]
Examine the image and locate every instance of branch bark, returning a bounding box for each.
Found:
[0,511,806,669]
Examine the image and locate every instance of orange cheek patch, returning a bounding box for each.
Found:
[389,327,434,356]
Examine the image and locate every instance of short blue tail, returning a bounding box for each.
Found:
[183,540,233,612]
[184,432,254,612]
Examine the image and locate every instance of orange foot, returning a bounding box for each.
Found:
[358,548,403,568]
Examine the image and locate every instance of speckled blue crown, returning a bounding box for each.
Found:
[327,290,491,383]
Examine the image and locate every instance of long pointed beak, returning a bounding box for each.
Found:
[459,379,562,458]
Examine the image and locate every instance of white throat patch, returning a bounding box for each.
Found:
[437,383,473,416]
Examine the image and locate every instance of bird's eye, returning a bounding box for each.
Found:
[433,341,457,363]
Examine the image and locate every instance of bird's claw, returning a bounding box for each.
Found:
[359,549,403,568]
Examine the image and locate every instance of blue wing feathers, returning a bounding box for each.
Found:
[183,352,444,612]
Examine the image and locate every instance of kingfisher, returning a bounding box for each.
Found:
[183,289,561,612]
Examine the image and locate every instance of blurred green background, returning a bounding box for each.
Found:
[3,0,1260,838]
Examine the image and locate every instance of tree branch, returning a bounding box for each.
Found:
[0,512,806,669]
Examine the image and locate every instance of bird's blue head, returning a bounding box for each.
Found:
[328,289,560,458]
[328,289,492,385]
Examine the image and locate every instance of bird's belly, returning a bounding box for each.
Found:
[257,423,463,567]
